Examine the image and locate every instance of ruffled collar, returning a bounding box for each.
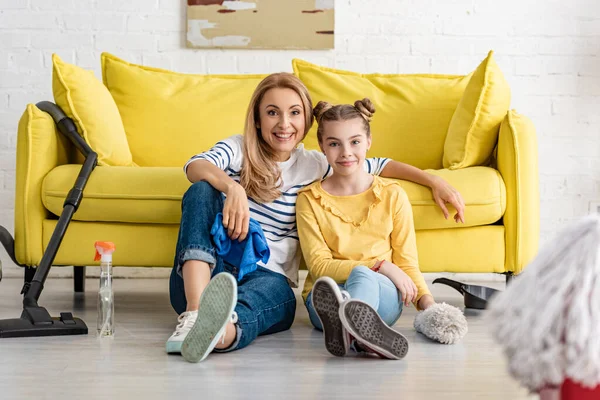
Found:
[300,175,389,227]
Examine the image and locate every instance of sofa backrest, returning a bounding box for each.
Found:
[103,54,483,171]
[293,59,472,170]
[102,53,267,167]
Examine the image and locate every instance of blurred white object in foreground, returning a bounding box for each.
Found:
[487,214,600,392]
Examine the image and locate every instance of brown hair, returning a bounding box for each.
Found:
[313,98,375,143]
[240,73,314,203]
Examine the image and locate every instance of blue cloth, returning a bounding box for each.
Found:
[169,181,295,352]
[210,213,270,281]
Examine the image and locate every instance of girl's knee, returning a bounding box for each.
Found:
[345,266,380,307]
[347,265,378,284]
[385,303,404,326]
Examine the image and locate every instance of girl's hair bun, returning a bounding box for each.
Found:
[354,98,375,122]
[313,101,334,122]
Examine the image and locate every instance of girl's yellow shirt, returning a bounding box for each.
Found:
[297,176,431,307]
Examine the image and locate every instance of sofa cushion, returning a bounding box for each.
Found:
[43,165,190,224]
[51,54,136,167]
[399,167,506,230]
[443,51,511,169]
[42,165,505,230]
[101,53,267,167]
[292,58,471,170]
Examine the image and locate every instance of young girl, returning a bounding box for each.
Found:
[167,73,465,363]
[297,99,467,360]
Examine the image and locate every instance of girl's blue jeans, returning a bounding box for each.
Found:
[305,266,403,330]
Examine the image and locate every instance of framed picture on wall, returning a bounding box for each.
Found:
[187,0,334,49]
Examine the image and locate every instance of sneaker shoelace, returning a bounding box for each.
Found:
[174,311,198,337]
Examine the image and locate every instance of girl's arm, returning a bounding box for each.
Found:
[380,161,465,223]
[389,186,433,310]
[296,194,377,282]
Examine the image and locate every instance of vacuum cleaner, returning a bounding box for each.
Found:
[0,101,97,338]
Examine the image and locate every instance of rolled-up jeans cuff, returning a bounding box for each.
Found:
[176,247,216,278]
[212,324,242,353]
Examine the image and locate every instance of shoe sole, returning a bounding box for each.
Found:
[312,278,348,357]
[181,273,237,363]
[166,339,183,354]
[340,300,409,360]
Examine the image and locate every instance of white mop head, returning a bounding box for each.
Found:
[487,214,600,391]
[414,302,468,344]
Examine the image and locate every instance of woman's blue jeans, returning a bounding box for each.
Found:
[169,181,296,351]
[305,266,403,330]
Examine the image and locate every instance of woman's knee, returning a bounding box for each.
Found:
[183,181,219,203]
[181,181,223,219]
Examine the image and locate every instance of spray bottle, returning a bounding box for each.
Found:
[95,241,115,337]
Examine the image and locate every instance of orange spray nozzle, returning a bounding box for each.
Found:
[94,241,116,261]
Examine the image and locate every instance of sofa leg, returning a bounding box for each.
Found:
[505,273,514,286]
[74,266,86,293]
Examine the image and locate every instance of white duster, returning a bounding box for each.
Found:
[414,302,468,344]
[487,214,600,391]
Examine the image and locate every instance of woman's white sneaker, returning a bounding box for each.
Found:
[181,273,238,363]
[166,311,198,354]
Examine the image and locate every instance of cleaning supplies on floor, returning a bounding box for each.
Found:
[95,241,116,337]
[487,214,600,394]
[413,302,468,344]
[432,277,499,309]
[210,213,270,281]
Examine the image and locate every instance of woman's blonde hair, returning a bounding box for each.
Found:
[240,73,313,203]
[313,98,375,143]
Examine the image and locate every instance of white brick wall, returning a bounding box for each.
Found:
[0,0,599,278]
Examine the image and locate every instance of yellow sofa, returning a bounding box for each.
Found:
[11,52,539,290]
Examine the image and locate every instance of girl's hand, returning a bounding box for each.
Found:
[430,175,465,223]
[222,182,250,241]
[379,261,418,306]
[417,294,435,310]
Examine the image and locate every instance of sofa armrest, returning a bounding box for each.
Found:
[497,110,540,275]
[14,104,72,266]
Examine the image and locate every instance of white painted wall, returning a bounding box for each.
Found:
[0,0,599,279]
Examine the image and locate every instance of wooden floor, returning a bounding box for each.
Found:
[0,276,535,400]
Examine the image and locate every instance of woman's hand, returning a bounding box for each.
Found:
[222,182,250,241]
[379,261,418,306]
[430,175,465,223]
